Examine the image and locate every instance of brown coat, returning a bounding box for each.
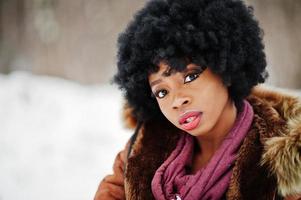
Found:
[94,86,301,200]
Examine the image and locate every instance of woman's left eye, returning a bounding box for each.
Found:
[184,73,200,83]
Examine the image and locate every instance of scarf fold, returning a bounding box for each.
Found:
[151,100,254,200]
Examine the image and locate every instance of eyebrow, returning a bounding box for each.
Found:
[149,65,205,88]
[150,67,171,88]
[150,79,162,87]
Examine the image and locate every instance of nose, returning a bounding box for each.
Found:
[172,95,191,110]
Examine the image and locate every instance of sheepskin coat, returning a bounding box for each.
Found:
[96,86,301,200]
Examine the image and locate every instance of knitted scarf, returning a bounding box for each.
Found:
[151,100,254,200]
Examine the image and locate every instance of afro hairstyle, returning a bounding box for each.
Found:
[113,0,268,122]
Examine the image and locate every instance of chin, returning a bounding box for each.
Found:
[181,127,199,136]
[187,131,204,137]
[186,125,209,137]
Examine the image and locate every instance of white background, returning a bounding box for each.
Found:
[0,71,131,200]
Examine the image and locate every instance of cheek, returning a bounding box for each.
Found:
[157,101,169,117]
[200,85,229,122]
[157,101,177,124]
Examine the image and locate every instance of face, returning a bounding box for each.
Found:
[148,62,232,137]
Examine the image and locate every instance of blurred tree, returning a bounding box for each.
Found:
[0,0,300,88]
[248,0,301,88]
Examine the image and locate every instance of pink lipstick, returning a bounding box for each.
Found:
[178,111,202,131]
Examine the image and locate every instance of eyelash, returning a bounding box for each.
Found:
[154,72,201,99]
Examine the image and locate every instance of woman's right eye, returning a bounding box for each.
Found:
[155,89,168,99]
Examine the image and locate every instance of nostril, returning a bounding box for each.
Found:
[172,99,190,109]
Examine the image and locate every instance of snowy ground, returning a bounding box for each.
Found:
[0,72,300,200]
[0,71,132,200]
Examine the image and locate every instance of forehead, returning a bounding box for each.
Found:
[150,61,196,77]
[156,62,170,74]
[148,62,169,85]
[148,62,176,83]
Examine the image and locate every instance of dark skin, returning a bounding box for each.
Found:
[148,62,237,172]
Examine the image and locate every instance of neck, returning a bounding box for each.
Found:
[195,98,238,164]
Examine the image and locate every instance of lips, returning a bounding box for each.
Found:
[178,111,202,131]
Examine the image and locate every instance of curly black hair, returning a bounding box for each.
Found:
[113,0,268,122]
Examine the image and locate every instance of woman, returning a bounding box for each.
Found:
[95,0,301,199]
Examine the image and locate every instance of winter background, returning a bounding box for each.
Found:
[0,1,301,200]
[0,72,132,200]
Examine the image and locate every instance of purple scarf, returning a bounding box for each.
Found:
[151,100,254,200]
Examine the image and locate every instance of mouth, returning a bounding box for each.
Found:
[178,111,202,131]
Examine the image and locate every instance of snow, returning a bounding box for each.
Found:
[0,71,132,200]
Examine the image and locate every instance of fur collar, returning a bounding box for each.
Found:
[122,86,301,198]
[250,86,301,197]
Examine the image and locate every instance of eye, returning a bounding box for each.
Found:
[184,73,200,83]
[155,89,168,99]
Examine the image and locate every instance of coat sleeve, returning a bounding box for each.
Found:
[93,141,130,200]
